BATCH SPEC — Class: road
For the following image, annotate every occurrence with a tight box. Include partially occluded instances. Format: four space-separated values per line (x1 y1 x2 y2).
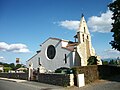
0 79 64 90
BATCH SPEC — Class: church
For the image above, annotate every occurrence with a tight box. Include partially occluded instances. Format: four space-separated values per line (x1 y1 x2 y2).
26 15 102 72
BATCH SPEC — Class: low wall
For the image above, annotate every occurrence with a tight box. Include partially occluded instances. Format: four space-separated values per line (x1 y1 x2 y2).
72 65 120 85
0 73 28 80
38 73 74 86
72 65 99 84
98 65 120 79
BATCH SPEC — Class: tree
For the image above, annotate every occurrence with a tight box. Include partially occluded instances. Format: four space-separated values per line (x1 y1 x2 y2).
9 63 16 70
109 59 118 65
108 0 120 51
15 64 22 69
87 56 98 65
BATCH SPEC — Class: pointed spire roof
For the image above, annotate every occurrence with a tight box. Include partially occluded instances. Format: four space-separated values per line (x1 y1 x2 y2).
81 13 84 17
78 14 90 35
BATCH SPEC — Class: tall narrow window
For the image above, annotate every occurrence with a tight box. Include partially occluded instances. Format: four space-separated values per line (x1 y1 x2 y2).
82 34 84 42
87 35 89 39
84 27 86 33
38 57 41 65
64 54 67 64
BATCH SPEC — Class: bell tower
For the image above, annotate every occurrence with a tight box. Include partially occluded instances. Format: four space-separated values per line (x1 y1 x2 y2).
77 14 91 43
76 14 95 66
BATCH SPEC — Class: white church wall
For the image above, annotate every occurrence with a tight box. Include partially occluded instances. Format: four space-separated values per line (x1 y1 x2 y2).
27 38 74 72
26 53 40 70
39 38 74 71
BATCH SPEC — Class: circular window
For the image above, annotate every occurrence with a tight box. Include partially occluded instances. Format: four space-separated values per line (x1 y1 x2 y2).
47 45 56 59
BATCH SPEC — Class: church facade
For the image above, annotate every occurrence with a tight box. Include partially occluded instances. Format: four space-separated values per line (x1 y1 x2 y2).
26 15 102 72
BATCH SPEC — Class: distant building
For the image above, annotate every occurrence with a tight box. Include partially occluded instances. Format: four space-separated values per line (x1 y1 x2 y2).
16 58 20 64
0 65 3 72
26 15 102 72
17 67 27 73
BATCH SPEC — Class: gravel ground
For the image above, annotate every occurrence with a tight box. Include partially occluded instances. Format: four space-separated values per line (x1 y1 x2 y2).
65 75 120 90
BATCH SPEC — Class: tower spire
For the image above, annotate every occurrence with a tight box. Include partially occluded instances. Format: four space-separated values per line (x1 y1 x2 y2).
78 14 90 34
81 13 84 17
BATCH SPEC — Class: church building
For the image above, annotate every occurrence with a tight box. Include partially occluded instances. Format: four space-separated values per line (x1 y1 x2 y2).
26 15 102 72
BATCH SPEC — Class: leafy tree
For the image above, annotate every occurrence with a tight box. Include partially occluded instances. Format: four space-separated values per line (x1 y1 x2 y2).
87 56 98 65
108 0 120 51
3 63 9 67
15 64 22 69
109 59 118 65
9 63 16 70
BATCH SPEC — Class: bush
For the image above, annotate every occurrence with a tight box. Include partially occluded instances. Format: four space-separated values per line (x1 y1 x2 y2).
55 67 73 74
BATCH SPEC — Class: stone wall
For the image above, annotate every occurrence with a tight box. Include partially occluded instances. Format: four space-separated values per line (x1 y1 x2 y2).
72 65 99 84
72 65 120 85
98 65 120 79
0 73 28 80
38 73 74 86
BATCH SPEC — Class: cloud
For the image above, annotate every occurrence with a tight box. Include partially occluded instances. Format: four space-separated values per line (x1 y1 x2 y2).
100 49 120 59
112 0 116 2
0 42 30 53
0 56 5 62
87 10 113 33
58 20 80 30
58 10 113 33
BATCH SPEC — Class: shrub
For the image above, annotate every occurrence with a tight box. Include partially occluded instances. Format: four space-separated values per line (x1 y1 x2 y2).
55 67 73 74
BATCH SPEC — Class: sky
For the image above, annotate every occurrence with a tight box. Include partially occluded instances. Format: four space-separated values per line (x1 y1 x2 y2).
0 0 120 64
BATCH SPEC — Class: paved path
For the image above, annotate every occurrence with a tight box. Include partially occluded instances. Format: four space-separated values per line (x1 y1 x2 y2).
0 78 64 90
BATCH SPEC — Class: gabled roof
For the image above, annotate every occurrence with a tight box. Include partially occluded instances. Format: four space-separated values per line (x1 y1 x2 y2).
41 37 69 45
27 53 38 62
67 42 78 46
62 47 74 51
41 37 62 45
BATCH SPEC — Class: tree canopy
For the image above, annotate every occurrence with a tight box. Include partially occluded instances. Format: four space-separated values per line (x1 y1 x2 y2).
108 0 120 51
0 62 26 70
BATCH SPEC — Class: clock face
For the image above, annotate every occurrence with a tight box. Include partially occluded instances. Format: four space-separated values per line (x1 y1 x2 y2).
47 45 56 59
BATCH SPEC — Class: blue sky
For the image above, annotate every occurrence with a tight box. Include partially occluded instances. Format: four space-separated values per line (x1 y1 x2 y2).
0 0 119 64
